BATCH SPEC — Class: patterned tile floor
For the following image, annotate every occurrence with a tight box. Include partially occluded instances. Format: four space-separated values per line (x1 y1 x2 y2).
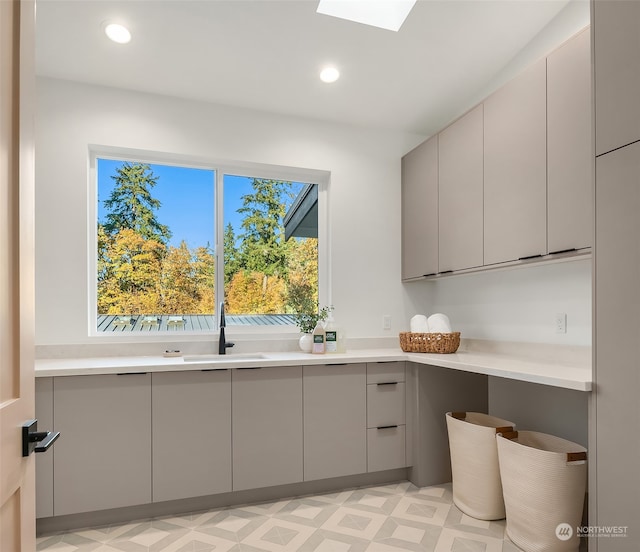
37 481 525 552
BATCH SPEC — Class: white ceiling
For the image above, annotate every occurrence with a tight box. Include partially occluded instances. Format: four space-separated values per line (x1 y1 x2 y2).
35 0 589 136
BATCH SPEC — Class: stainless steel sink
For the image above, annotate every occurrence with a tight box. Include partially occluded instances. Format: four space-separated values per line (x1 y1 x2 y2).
182 353 267 363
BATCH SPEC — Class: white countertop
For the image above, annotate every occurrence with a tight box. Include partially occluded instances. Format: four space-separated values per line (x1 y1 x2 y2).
35 346 592 391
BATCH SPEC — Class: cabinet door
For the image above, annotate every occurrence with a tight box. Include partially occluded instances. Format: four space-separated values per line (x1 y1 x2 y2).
53 374 151 515
232 366 303 491
438 105 484 271
484 58 547 265
401 136 438 279
548 28 592 253
594 0 640 155
35 378 54 519
595 142 640 542
152 370 231 502
303 364 366 481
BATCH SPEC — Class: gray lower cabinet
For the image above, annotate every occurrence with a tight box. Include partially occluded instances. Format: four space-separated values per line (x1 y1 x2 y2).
232 366 303 491
303 364 367 481
35 378 54 519
53 374 152 516
547 28 592 254
483 57 547 265
401 135 438 279
152 370 232 502
37 362 410 519
438 104 484 272
366 363 407 472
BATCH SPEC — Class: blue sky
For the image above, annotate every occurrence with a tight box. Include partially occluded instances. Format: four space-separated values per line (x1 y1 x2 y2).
97 159 303 250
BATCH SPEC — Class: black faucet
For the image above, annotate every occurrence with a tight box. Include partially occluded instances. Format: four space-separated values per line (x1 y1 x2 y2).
218 302 235 355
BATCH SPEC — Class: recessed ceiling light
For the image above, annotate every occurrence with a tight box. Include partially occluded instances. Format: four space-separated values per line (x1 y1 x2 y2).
320 66 340 83
317 0 416 32
104 23 131 44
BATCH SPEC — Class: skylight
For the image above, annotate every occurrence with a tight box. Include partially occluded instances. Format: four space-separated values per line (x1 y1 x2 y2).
316 0 416 32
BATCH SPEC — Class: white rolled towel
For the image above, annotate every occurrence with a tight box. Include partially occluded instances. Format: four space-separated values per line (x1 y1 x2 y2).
410 314 429 333
427 313 452 333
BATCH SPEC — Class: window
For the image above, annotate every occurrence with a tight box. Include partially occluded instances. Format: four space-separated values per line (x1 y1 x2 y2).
92 152 323 334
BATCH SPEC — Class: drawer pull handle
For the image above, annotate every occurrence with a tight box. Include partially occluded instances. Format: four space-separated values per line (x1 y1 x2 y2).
237 367 262 370
377 382 398 386
549 248 577 255
518 254 543 261
201 368 229 372
117 372 148 376
377 425 399 430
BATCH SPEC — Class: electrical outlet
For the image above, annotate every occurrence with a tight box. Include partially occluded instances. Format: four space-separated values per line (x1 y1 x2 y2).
383 315 392 330
555 313 567 334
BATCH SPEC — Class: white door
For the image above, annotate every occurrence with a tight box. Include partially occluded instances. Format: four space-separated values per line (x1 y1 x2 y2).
0 0 37 550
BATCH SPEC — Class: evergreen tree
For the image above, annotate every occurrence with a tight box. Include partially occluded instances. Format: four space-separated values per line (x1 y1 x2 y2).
223 223 240 285
102 162 172 244
236 179 290 276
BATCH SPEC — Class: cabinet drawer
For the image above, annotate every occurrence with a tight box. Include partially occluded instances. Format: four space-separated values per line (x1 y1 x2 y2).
366 362 405 384
367 382 405 428
367 426 406 472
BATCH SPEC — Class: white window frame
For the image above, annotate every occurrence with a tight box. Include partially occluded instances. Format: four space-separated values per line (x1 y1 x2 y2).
88 146 330 338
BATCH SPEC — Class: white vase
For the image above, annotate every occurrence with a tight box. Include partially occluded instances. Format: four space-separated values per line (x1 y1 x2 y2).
299 333 313 353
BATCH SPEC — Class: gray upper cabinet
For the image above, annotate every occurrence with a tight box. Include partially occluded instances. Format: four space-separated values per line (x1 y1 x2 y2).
303 364 367 481
53 374 152 516
401 136 438 279
438 105 484 271
484 58 547 265
152 370 232 502
547 28 592 253
594 0 640 155
232 366 303 491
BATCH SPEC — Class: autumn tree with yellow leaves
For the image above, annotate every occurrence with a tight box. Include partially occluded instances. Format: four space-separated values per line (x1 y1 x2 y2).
97 164 317 319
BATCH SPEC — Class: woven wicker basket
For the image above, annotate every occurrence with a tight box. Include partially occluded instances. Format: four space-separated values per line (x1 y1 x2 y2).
399 332 460 353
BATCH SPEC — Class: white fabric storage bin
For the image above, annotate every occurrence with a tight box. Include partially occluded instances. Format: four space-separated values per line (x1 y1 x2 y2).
497 431 587 552
445 411 515 520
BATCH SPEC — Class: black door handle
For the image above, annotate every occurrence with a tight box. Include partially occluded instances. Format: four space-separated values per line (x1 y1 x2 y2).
22 419 60 457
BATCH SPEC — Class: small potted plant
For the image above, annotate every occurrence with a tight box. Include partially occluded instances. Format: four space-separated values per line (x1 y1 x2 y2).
294 306 332 352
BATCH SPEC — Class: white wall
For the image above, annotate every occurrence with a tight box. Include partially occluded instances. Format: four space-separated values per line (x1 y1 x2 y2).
427 258 592 346
35 77 591 351
35 77 425 347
